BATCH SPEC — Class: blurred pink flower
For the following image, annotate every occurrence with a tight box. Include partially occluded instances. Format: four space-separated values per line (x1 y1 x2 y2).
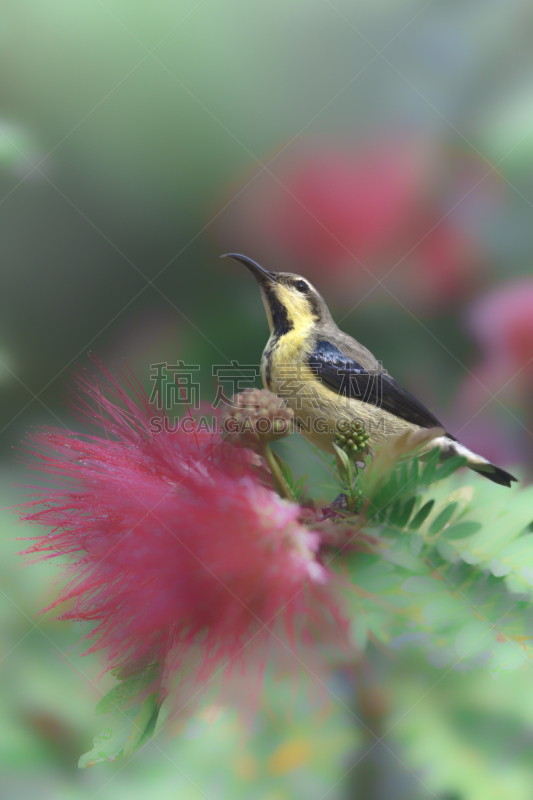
408 215 480 305
461 278 533 409
217 138 488 311
469 278 533 375
18 366 347 718
265 145 422 268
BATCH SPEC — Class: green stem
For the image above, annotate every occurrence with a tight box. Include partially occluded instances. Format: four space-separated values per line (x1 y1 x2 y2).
261 443 294 501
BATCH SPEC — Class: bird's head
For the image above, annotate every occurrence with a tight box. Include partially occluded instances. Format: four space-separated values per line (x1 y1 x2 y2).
223 253 333 336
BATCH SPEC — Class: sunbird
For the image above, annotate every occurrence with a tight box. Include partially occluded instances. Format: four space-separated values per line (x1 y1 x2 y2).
224 253 517 487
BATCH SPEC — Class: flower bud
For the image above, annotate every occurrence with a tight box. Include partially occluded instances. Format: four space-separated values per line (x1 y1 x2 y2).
334 419 370 456
221 388 294 450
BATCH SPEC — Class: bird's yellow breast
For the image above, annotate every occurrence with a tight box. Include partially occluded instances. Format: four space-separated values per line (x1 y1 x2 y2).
261 325 415 455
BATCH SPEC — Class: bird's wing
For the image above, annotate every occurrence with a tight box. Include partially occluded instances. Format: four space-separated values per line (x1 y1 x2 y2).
308 339 444 430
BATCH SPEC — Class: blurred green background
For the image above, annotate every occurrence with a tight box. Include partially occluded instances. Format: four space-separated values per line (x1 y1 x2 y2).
3 1 533 798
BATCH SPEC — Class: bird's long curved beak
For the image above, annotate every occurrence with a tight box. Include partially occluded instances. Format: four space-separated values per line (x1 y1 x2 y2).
221 253 278 283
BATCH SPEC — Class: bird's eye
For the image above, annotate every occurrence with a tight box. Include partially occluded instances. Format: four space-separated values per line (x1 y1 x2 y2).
295 280 309 293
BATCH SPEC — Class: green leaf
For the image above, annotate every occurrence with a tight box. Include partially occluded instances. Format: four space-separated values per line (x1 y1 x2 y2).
409 532 424 556
332 442 352 483
489 558 511 578
96 664 158 716
272 451 295 489
276 455 295 491
460 549 483 565
444 521 482 540
500 534 533 564
422 595 465 625
408 458 419 495
123 692 159 756
429 502 458 535
293 474 307 500
396 461 412 497
397 496 417 528
387 499 402 527
386 471 399 500
371 482 396 517
153 694 173 738
80 692 161 767
455 620 495 658
408 500 435 530
433 456 467 482
79 663 162 768
489 641 529 677
79 704 142 768
520 566 533 585
468 488 533 560
389 496 417 529
437 540 456 561
402 576 442 594
382 543 426 572
350 560 399 592
419 448 441 486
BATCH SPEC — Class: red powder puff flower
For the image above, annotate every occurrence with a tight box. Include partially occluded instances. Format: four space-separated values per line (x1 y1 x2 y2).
18 366 347 721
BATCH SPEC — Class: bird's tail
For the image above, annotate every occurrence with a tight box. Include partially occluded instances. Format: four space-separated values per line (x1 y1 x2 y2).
468 462 518 487
434 437 518 488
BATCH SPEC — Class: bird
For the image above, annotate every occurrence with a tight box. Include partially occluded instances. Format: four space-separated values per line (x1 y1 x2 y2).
223 253 517 487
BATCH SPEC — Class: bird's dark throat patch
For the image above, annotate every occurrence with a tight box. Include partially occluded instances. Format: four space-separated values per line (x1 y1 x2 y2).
263 284 293 337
